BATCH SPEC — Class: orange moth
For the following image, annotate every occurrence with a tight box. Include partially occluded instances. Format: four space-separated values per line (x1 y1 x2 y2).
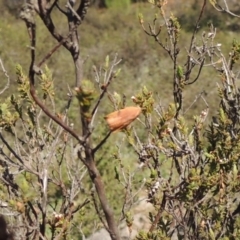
105 106 141 132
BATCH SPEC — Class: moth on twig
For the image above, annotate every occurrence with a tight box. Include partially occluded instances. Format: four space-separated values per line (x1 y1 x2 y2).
105 106 141 132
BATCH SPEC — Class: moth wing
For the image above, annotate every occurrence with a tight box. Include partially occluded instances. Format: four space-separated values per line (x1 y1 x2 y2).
105 107 142 132
105 110 125 131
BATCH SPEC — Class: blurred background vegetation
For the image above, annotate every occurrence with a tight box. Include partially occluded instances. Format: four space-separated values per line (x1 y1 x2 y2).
1 0 240 124
1 0 240 238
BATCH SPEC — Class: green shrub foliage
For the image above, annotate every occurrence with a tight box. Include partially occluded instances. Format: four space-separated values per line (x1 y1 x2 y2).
1 1 240 240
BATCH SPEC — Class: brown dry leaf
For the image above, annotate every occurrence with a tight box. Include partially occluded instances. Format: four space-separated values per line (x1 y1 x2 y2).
105 106 141 132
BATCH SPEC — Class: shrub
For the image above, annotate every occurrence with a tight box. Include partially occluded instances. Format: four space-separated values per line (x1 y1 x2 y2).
1 0 240 239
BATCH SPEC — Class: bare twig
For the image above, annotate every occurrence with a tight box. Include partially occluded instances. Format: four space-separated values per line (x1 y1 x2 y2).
149 192 166 232
91 55 122 119
186 0 207 80
211 0 240 18
91 190 110 232
20 1 121 239
0 133 24 165
93 131 112 154
0 58 10 95
186 58 205 85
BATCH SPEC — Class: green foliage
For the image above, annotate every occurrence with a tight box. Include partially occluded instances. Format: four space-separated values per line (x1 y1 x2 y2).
2 1 240 239
0 2 237 125
0 100 19 129
39 65 55 99
231 39 240 66
75 79 96 119
169 14 181 42
105 0 131 9
0 64 34 130
133 86 154 115
0 66 95 238
132 1 240 239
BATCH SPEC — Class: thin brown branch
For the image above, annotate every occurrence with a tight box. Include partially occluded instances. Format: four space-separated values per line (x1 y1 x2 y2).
47 0 58 14
35 5 71 50
186 58 205 85
149 192 167 232
38 40 64 67
56 3 67 15
21 2 121 239
27 201 38 223
0 133 24 165
140 19 171 60
87 160 120 240
90 55 122 130
91 190 110 232
30 86 84 144
21 3 84 145
93 131 112 154
91 73 114 117
72 198 90 214
76 0 91 23
186 0 207 80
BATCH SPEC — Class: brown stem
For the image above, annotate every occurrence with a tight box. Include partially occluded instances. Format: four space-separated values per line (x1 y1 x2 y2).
24 2 120 239
29 85 84 144
149 192 166 232
186 0 207 80
85 151 121 240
